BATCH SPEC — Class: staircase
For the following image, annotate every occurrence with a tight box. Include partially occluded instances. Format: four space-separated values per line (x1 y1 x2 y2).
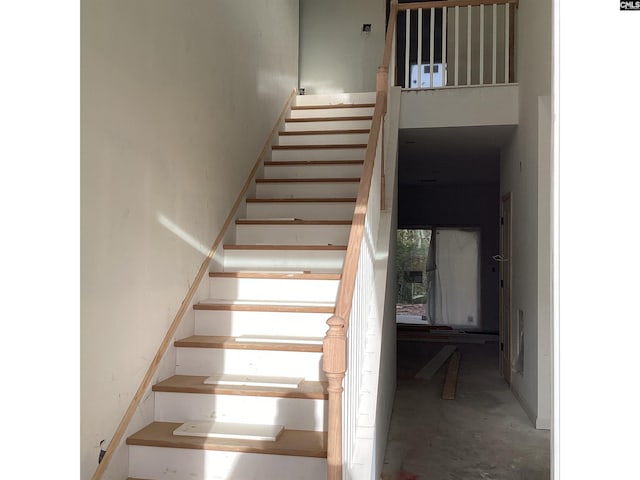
125 92 376 479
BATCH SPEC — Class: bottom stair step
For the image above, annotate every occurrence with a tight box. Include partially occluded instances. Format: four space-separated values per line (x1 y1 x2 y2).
127 422 327 457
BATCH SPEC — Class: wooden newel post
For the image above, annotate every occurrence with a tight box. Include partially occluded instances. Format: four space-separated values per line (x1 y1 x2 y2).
323 314 347 480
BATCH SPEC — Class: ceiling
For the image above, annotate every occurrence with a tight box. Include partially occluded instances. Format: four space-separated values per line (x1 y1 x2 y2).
398 125 516 186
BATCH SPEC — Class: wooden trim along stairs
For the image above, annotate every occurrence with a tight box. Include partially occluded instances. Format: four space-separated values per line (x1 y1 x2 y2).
174 335 324 352
285 115 372 123
272 144 367 150
290 103 375 110
110 91 376 479
152 375 329 400
256 177 360 183
127 423 328 458
246 197 356 203
279 129 370 136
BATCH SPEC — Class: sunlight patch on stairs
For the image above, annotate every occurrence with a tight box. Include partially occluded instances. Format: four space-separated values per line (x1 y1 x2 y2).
236 335 324 346
203 374 304 389
173 421 284 441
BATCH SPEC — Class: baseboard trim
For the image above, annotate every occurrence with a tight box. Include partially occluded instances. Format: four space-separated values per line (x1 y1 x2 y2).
536 417 551 430
510 384 536 427
510 385 551 430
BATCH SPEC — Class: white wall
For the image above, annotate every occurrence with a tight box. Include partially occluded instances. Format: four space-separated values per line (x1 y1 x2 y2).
80 1 298 478
400 84 519 129
299 0 385 94
499 0 552 429
374 86 401 478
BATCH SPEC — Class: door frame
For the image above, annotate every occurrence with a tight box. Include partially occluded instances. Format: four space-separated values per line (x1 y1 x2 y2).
499 192 513 384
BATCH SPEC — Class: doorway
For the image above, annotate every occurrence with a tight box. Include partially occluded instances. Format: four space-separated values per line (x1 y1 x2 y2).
396 227 481 328
498 192 512 383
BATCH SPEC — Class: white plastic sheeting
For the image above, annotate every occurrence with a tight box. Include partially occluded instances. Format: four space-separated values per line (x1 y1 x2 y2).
434 228 481 327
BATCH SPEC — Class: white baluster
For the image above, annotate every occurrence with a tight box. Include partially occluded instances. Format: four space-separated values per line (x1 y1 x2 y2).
480 4 484 85
505 3 510 83
417 8 423 88
454 6 459 86
442 7 447 86
492 3 497 84
405 9 410 88
467 6 472 85
430 8 435 88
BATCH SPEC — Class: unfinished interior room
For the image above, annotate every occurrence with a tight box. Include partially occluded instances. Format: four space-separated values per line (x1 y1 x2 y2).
81 0 552 478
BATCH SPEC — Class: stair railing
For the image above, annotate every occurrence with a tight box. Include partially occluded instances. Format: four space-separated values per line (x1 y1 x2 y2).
322 3 398 479
395 0 518 89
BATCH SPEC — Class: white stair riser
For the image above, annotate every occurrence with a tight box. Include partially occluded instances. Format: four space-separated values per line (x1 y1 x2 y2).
294 92 376 106
176 348 326 381
284 119 372 132
255 182 359 199
271 147 366 162
278 133 370 146
235 224 350 245
246 202 355 220
289 107 374 118
209 277 339 303
155 392 327 431
195 310 330 337
223 249 345 273
264 163 362 179
129 446 327 480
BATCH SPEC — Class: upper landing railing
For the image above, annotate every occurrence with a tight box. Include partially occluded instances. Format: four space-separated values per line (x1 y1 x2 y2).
394 0 518 89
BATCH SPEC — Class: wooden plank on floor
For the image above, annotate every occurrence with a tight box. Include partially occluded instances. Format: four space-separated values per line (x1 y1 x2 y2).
414 345 457 380
442 351 461 400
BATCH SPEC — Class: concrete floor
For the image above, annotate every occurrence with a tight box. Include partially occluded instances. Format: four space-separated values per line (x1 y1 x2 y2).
382 337 550 480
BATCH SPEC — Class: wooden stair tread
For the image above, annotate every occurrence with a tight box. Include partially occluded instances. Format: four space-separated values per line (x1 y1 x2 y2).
279 129 370 135
272 144 366 150
285 115 372 122
264 160 364 166
223 244 347 250
194 300 334 313
246 197 356 203
209 271 341 280
153 375 328 399
174 335 324 352
291 103 374 110
127 422 328 458
236 219 351 225
256 177 360 183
